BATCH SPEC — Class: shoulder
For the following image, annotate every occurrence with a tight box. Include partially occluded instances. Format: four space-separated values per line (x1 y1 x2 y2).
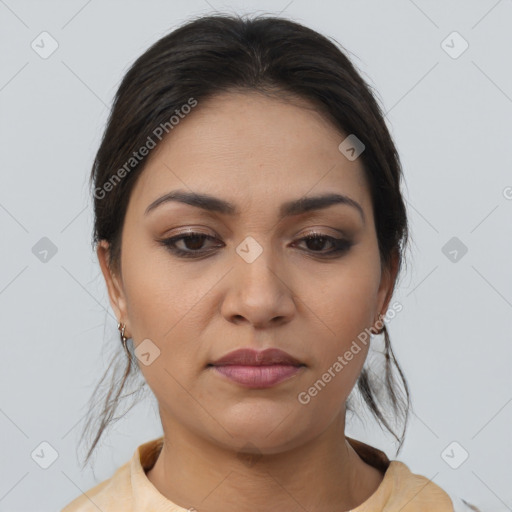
386 460 482 512
61 438 164 512
61 461 132 512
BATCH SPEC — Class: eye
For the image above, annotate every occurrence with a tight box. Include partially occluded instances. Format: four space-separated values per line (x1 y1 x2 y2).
294 233 353 257
158 232 222 258
157 231 353 259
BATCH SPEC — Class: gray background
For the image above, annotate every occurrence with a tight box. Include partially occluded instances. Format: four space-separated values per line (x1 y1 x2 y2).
1 0 511 510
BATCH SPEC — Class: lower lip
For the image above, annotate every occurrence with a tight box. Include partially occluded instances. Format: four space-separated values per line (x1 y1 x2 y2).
210 364 304 388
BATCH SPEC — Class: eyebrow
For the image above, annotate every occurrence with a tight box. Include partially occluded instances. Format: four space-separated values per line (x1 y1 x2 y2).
144 189 365 224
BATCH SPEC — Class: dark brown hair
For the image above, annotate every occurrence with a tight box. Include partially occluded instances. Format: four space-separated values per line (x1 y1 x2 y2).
80 12 411 469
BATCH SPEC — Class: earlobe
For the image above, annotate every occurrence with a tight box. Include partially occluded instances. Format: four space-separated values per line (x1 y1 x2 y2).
96 240 128 323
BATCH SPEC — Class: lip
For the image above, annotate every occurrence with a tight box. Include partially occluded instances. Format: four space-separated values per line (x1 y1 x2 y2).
210 348 304 366
211 365 304 388
208 348 306 389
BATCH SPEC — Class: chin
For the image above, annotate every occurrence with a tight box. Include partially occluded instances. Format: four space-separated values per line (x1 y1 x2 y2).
210 417 310 455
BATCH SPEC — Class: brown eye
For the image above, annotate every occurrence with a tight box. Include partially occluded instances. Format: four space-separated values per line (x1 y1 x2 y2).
295 234 353 257
159 233 222 258
158 232 352 260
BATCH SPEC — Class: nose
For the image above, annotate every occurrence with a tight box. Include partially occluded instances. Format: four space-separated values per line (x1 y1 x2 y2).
220 246 296 329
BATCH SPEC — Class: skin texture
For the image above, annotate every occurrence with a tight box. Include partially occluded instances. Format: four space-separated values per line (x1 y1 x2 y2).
97 90 399 512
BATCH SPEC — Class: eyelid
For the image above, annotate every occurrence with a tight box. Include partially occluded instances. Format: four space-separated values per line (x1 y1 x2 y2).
162 226 217 237
297 226 350 238
158 222 354 243
161 220 351 235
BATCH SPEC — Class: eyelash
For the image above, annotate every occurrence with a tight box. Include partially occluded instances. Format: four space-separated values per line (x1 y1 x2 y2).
158 232 353 259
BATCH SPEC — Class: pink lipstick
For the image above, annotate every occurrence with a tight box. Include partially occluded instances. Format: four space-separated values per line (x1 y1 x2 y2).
209 348 305 389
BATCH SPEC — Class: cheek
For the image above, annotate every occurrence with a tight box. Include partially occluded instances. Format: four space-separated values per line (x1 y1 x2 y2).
307 255 380 344
120 237 216 385
121 233 198 338
122 250 204 413
300 249 380 394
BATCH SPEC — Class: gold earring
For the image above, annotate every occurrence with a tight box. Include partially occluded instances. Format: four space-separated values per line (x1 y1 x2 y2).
117 322 128 349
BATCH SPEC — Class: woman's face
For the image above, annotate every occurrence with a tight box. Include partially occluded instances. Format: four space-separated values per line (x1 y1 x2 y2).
98 91 397 454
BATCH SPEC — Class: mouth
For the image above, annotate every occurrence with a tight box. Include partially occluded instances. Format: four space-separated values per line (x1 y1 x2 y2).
207 348 306 389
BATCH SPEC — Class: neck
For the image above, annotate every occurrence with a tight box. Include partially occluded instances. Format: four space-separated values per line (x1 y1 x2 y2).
146 414 384 512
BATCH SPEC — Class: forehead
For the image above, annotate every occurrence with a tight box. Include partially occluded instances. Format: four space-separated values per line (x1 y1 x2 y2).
128 91 371 218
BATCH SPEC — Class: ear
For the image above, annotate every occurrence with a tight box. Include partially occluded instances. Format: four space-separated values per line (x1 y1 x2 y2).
375 248 400 319
96 240 128 326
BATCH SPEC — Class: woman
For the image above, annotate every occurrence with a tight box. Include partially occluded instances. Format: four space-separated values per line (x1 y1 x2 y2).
62 13 481 512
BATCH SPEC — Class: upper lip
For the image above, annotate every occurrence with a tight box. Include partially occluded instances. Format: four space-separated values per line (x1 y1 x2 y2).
210 348 304 367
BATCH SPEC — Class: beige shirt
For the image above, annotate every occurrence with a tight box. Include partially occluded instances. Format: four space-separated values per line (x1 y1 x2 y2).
62 436 481 511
